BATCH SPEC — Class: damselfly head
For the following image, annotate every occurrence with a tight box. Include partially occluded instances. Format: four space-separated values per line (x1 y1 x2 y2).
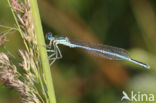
46 32 54 40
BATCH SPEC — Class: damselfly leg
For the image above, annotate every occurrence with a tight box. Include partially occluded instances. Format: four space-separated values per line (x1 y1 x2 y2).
47 42 63 66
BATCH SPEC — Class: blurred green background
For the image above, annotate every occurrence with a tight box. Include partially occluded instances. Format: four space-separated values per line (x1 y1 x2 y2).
0 0 156 103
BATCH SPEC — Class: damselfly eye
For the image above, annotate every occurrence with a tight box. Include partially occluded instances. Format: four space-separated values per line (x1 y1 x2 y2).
46 32 53 40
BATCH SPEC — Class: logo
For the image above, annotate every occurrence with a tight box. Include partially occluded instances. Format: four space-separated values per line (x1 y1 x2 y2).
121 91 155 102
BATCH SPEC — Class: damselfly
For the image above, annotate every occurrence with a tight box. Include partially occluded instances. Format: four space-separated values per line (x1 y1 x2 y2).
46 32 150 69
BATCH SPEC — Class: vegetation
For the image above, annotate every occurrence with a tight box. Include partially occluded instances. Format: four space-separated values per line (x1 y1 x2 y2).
0 0 155 103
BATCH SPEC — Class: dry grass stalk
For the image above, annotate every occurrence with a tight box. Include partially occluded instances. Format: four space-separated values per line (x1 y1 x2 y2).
0 0 48 102
0 53 41 103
